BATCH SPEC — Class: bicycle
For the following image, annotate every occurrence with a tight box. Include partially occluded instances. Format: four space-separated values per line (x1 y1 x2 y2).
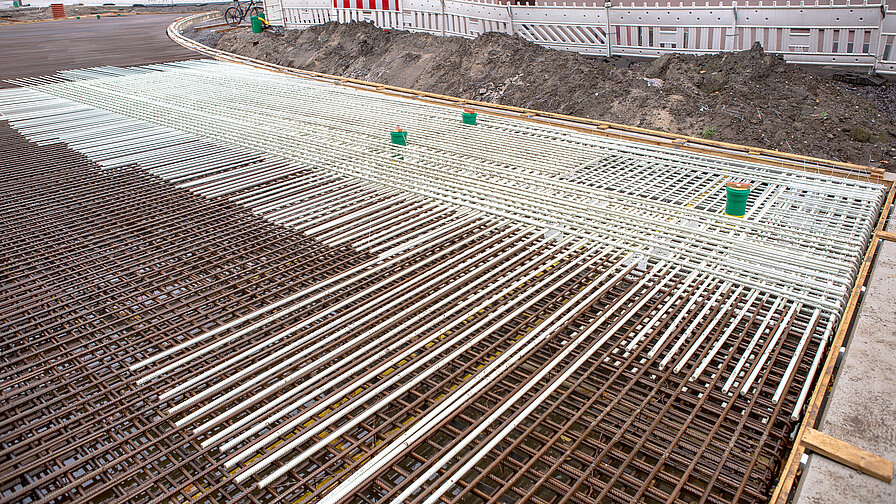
224 0 264 26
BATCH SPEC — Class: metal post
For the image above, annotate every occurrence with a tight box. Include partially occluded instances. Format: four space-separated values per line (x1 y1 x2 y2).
507 3 514 36
730 2 738 51
604 1 613 57
871 5 886 75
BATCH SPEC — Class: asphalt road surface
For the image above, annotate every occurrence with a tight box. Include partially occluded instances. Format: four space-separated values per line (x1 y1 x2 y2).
0 14 198 87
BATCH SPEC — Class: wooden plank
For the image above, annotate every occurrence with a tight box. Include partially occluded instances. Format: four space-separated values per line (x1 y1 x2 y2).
771 184 896 504
802 428 894 483
876 230 896 242
213 26 245 34
194 22 230 30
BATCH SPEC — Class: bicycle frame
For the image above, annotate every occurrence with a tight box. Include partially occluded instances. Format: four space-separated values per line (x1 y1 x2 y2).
224 0 264 26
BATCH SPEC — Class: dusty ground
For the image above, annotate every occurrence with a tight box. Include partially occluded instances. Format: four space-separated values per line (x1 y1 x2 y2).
196 21 895 168
0 2 227 21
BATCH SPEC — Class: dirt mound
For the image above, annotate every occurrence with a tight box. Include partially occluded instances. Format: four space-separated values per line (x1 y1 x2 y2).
211 21 895 168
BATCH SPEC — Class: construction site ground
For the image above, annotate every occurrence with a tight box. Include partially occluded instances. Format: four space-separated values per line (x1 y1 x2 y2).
186 20 896 170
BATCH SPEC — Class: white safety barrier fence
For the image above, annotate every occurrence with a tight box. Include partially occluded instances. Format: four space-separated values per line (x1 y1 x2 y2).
265 0 896 74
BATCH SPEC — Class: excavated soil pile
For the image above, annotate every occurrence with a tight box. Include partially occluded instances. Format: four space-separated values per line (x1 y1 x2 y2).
209 21 896 167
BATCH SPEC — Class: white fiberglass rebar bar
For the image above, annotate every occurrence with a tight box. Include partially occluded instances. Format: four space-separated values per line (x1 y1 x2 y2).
773 309 822 404
790 318 835 420
673 285 746 375
740 302 804 396
149 214 494 386
721 297 786 394
689 290 764 382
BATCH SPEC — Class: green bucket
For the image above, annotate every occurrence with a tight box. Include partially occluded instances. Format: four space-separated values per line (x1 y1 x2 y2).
462 111 477 125
725 182 751 217
390 130 407 146
250 15 264 33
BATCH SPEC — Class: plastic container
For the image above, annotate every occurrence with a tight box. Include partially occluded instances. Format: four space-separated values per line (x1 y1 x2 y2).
462 108 477 125
725 181 751 217
390 129 407 146
250 15 264 33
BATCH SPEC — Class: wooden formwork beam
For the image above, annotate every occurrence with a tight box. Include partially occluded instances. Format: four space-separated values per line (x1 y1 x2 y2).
801 428 894 483
876 230 896 242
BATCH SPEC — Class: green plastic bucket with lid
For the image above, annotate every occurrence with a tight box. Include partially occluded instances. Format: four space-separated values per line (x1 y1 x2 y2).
462 109 477 125
724 182 751 217
390 129 407 146
250 15 264 33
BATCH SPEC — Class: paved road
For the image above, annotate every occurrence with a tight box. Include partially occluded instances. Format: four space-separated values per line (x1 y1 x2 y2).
0 14 197 86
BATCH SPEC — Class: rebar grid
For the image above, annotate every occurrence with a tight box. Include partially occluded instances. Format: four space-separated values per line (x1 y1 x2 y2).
0 60 886 504
3 62 884 310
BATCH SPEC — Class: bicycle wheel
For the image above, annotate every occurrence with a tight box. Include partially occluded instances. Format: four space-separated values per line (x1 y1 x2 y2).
224 7 242 26
248 5 264 18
